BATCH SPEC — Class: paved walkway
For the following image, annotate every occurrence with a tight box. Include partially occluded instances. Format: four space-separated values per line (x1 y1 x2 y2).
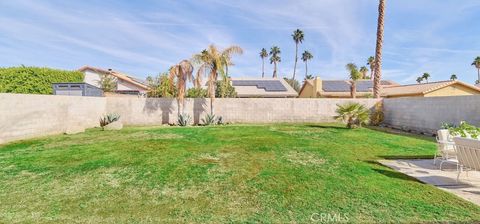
380 159 480 206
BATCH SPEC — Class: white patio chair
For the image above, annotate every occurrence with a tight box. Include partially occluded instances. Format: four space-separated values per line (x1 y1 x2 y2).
452 137 480 182
434 130 457 170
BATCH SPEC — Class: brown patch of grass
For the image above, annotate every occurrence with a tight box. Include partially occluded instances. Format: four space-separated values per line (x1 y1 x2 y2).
285 151 326 166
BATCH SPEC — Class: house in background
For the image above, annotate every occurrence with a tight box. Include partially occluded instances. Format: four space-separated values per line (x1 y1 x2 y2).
230 78 298 98
78 66 149 95
382 80 480 98
299 77 398 98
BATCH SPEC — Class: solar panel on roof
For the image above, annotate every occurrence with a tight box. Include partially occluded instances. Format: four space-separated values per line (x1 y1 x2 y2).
231 80 287 92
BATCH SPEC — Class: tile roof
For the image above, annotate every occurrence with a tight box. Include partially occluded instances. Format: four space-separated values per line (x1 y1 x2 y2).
382 80 480 96
78 65 149 90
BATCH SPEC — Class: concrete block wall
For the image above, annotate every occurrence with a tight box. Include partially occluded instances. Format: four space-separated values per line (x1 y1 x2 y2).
0 93 106 144
0 94 380 144
383 96 480 135
106 98 381 125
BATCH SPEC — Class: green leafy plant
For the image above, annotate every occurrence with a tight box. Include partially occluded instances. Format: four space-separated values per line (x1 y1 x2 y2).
215 78 237 98
97 74 118 92
370 101 384 126
334 102 370 129
448 121 480 139
178 113 191 126
440 122 456 129
99 113 121 129
187 87 207 98
201 114 217 126
0 66 84 94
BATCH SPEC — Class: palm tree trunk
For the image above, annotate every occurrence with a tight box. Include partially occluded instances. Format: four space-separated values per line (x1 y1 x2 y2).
477 68 480 83
305 61 308 77
350 81 356 99
373 0 385 98
293 43 298 80
262 59 265 78
273 62 277 78
370 66 374 80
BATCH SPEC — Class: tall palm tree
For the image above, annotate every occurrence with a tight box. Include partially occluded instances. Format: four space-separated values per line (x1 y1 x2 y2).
367 56 375 80
373 0 386 98
359 66 369 79
260 48 268 78
416 77 423 84
192 44 243 115
472 56 480 83
301 50 313 77
422 73 430 83
269 46 281 78
169 60 193 116
450 74 458 81
346 63 362 98
193 49 209 88
292 29 304 80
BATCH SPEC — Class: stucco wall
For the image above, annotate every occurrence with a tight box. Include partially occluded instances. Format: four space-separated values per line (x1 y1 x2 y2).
0 93 106 144
383 95 480 135
0 94 380 144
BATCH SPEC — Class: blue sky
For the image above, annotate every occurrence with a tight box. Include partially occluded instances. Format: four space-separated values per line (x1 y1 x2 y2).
1 0 480 84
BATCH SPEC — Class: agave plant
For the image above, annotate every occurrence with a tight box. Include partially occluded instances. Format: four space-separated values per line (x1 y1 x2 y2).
334 102 370 129
202 114 217 126
178 113 191 126
99 113 121 129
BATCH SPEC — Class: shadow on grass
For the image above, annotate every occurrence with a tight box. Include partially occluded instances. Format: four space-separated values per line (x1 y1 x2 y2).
305 124 349 130
365 160 424 183
379 155 434 160
367 126 435 142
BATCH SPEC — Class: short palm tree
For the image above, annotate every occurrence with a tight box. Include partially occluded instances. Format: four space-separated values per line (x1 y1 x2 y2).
260 48 268 78
192 44 243 114
422 73 430 83
292 29 304 80
169 60 194 116
359 66 369 79
472 56 480 83
301 50 313 77
269 46 281 78
346 63 362 98
373 0 386 98
335 102 370 129
450 74 458 81
416 77 423 84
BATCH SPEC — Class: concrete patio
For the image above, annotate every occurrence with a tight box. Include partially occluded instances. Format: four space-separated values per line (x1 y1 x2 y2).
380 159 480 206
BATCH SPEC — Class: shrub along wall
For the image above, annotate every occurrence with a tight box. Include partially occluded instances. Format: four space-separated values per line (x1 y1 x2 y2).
0 66 84 94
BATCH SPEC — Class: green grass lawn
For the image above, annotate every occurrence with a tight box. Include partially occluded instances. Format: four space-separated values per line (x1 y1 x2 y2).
1 123 479 223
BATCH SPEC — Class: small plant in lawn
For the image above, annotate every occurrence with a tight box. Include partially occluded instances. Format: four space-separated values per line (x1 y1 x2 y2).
334 102 370 129
99 113 121 129
178 113 191 126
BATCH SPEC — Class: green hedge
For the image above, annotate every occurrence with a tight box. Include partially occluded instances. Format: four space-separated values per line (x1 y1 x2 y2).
0 66 84 94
